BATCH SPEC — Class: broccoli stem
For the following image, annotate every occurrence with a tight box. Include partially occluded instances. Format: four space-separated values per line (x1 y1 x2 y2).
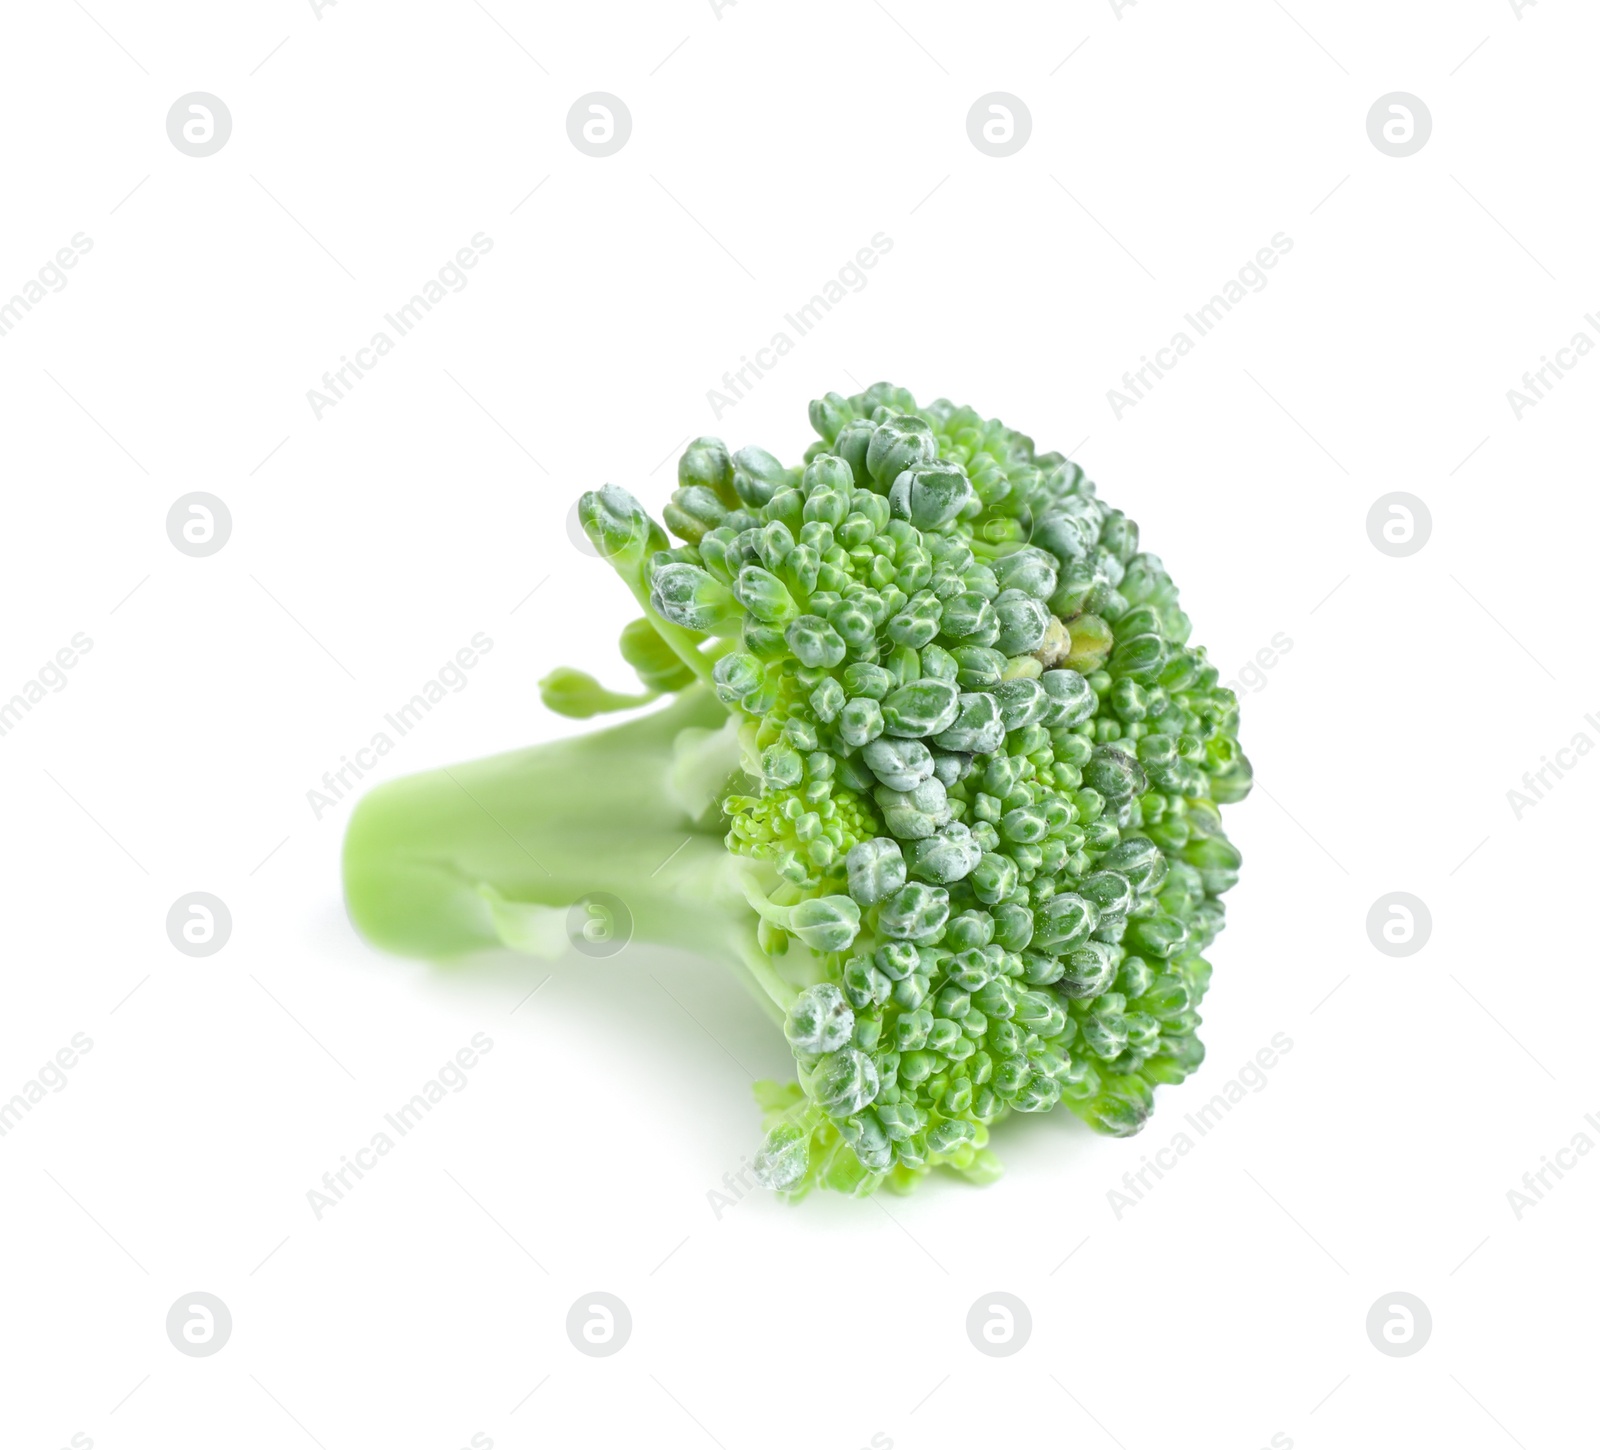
341 687 800 1019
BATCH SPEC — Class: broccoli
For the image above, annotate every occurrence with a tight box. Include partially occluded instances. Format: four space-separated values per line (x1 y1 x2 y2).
342 382 1251 1198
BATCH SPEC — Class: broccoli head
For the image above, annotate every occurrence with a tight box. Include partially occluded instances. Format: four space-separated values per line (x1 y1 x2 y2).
342 382 1251 1198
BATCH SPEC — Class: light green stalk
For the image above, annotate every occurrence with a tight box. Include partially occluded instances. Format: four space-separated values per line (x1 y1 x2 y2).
341 687 803 1020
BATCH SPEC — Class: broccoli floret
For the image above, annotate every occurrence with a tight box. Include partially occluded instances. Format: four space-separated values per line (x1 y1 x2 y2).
341 383 1251 1199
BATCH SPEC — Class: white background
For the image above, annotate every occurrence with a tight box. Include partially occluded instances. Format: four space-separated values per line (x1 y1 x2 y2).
2 1 1595 1447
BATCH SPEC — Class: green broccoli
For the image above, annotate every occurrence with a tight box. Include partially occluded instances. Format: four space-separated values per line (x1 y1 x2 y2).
342 382 1251 1198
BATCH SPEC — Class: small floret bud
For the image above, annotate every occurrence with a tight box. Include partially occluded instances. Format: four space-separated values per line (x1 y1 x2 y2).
861 737 934 792
785 983 854 1054
678 436 736 503
731 445 787 508
881 677 961 738
846 837 907 906
866 415 937 487
813 1048 880 1117
649 562 739 634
